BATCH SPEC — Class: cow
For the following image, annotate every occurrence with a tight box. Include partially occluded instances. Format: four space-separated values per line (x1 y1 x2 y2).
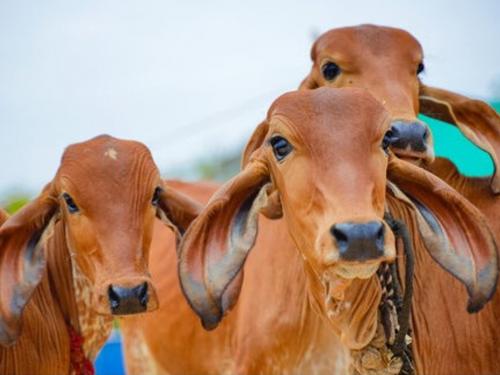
293 24 500 374
0 135 201 375
121 88 497 374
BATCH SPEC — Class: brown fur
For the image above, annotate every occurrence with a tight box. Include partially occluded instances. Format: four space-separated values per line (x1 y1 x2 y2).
121 89 497 374
297 24 500 374
0 135 201 375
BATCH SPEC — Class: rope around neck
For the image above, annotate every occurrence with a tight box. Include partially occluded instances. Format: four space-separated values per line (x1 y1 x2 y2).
381 212 415 374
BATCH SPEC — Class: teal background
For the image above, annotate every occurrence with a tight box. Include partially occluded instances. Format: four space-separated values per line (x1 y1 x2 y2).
419 102 499 177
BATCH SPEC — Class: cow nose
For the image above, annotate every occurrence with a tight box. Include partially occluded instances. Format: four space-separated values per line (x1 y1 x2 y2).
330 221 385 261
388 120 429 152
108 282 149 315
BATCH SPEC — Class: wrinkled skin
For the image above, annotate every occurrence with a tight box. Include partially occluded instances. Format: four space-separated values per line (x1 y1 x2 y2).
0 135 200 375
123 88 395 374
298 24 500 374
121 88 497 375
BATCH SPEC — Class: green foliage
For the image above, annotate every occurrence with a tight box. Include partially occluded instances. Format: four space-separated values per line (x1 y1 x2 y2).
3 195 30 214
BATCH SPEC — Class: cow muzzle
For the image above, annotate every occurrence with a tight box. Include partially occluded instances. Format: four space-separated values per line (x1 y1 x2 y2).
94 277 159 315
326 220 395 279
387 119 434 164
108 282 149 315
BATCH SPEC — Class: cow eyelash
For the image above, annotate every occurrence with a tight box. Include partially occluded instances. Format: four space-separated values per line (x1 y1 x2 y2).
270 136 293 161
152 187 162 206
417 62 425 75
62 193 79 214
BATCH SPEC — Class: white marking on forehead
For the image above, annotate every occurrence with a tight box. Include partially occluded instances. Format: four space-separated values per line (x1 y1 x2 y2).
104 148 118 160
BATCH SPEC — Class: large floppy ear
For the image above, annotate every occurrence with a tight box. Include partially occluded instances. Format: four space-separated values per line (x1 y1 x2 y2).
155 183 203 244
387 157 498 312
178 158 274 330
0 183 59 346
419 84 500 193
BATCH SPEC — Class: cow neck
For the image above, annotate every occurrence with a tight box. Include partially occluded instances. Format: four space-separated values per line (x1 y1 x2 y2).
302 220 415 374
65 235 114 361
385 193 432 374
48 219 113 362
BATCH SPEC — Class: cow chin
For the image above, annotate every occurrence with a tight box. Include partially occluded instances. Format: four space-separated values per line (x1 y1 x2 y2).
393 147 434 166
333 261 381 280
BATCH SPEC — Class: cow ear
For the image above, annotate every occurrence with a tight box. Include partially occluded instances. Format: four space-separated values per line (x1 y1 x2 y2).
298 72 319 90
178 160 273 330
419 84 500 193
241 120 269 168
0 183 59 346
387 157 498 313
0 209 8 225
155 184 203 243
240 121 283 219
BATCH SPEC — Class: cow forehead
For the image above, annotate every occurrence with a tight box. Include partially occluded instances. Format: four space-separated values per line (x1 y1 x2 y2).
55 135 159 196
315 24 422 61
268 88 389 146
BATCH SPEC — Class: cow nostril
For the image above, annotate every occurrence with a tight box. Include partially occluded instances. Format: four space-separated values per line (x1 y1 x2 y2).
108 286 120 311
422 127 429 140
136 282 148 307
375 222 385 251
388 126 400 139
331 226 349 251
375 223 385 240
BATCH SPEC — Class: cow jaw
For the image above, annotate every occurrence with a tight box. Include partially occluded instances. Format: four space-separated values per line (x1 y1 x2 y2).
334 261 381 280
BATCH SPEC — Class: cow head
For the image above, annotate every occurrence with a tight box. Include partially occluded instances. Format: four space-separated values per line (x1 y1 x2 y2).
299 24 500 193
0 135 200 345
178 88 392 332
178 88 497 350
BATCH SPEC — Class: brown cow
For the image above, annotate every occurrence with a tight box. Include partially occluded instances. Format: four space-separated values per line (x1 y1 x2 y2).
298 24 500 194
295 24 500 374
121 88 497 374
0 135 201 375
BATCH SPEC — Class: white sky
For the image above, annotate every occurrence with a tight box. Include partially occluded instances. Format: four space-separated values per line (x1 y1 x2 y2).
1 0 499 196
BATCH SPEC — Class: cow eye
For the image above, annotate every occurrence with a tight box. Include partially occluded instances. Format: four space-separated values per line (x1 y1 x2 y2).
322 62 341 81
417 62 425 75
62 193 79 214
381 130 393 155
270 136 293 161
152 187 162 206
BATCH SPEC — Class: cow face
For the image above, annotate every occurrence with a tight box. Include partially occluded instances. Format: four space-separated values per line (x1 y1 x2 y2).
261 89 396 279
54 136 165 315
300 25 500 194
0 135 200 345
178 88 396 331
302 25 431 163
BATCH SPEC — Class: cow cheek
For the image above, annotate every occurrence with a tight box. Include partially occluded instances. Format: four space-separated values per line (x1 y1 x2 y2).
65 220 99 283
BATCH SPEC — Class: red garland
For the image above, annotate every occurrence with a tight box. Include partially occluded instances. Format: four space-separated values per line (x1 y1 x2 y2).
67 324 95 375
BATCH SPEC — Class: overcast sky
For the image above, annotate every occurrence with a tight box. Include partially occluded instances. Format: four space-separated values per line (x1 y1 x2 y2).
1 0 499 196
